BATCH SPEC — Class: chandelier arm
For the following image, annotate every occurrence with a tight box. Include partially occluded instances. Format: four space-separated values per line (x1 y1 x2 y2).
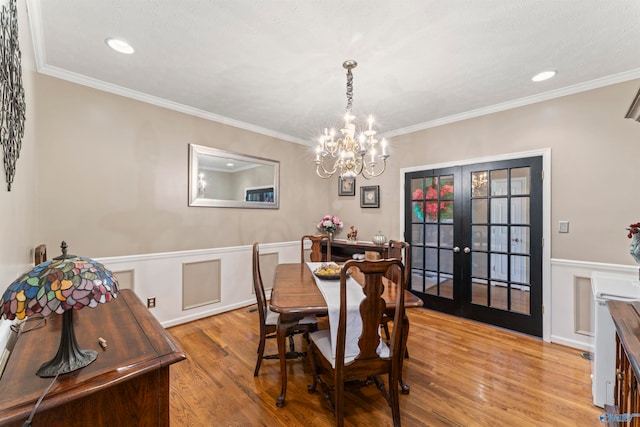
315 157 339 178
361 158 387 179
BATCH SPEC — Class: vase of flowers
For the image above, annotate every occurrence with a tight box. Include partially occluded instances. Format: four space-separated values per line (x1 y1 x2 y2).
628 222 640 264
317 215 343 240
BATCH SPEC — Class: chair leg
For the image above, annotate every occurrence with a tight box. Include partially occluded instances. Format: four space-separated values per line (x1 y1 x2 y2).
288 334 295 353
307 343 319 394
382 322 391 341
389 372 401 427
254 333 266 377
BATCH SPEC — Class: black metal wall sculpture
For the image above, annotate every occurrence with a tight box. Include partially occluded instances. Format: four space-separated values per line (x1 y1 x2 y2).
0 0 26 191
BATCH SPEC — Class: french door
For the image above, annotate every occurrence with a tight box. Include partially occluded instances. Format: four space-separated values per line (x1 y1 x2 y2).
405 156 543 337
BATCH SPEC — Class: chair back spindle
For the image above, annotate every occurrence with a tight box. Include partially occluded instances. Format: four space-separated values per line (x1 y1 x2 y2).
301 235 332 262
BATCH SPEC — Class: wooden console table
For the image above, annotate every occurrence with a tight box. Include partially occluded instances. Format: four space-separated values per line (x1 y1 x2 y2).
322 239 389 262
609 300 640 424
0 289 185 427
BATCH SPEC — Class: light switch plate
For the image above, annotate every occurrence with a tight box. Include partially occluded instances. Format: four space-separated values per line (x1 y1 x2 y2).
559 221 569 233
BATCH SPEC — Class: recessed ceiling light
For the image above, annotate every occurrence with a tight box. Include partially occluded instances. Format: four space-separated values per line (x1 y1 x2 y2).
532 70 556 82
105 38 135 54
226 162 234 167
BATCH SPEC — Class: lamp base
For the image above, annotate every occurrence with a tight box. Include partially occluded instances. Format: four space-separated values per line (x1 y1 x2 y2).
36 310 98 378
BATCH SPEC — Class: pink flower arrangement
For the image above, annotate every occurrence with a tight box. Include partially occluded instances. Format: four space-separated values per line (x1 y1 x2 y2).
317 215 343 234
412 183 454 222
627 222 640 238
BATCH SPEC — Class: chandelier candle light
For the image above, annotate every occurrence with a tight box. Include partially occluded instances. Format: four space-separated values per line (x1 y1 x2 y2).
314 60 389 179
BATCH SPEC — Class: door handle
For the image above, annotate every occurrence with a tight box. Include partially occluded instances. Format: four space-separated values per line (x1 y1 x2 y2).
464 247 471 254
453 247 460 253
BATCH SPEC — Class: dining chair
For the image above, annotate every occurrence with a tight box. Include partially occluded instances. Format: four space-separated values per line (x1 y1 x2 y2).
301 234 332 262
381 240 411 358
252 242 317 377
307 258 406 427
34 244 47 265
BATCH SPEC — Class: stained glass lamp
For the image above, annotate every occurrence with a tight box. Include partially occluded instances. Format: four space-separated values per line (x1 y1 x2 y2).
0 241 119 377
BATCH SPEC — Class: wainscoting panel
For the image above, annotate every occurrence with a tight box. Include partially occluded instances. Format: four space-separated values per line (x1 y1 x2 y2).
96 241 299 328
182 259 221 310
113 269 134 290
574 275 594 337
551 259 638 352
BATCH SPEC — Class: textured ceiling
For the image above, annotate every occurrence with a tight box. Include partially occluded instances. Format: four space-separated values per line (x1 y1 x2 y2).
25 0 640 145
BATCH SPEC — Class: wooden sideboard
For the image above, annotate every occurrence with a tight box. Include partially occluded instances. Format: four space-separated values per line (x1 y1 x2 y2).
322 239 389 262
0 289 185 427
609 300 640 424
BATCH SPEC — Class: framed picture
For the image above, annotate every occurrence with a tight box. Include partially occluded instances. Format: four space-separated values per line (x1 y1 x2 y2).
338 177 356 196
360 185 380 208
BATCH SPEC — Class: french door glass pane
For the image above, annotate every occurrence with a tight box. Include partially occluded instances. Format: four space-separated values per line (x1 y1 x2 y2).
492 226 509 251
510 167 530 195
490 199 508 223
471 171 488 197
511 285 531 314
412 246 423 270
510 255 530 284
472 225 488 250
425 247 437 271
440 249 453 274
510 226 530 254
472 279 487 305
490 169 508 195
511 197 530 224
440 225 454 247
472 199 487 223
412 224 424 244
490 254 508 280
490 284 509 310
472 252 487 278
425 224 438 245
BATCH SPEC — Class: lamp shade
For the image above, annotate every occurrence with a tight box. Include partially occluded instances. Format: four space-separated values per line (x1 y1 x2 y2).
1 242 119 377
1 256 118 320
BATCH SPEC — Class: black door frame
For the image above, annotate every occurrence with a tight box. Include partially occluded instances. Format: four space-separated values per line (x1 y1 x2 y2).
401 151 549 338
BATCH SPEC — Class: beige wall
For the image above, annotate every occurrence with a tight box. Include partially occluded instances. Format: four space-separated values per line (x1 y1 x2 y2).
0 0 36 284
32 73 331 258
330 79 640 266
13 70 640 268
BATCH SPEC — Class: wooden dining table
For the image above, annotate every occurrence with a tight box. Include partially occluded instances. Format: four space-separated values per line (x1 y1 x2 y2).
269 262 423 407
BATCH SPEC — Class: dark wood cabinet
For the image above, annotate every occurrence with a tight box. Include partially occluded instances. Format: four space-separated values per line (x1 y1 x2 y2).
609 300 640 425
323 239 389 262
0 289 185 427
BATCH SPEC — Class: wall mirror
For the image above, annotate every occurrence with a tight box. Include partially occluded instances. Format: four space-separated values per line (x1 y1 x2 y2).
188 144 279 209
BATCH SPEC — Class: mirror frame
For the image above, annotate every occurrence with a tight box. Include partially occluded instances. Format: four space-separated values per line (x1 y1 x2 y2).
188 144 280 209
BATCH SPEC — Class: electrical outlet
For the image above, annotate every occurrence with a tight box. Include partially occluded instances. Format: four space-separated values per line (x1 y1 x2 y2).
147 297 156 308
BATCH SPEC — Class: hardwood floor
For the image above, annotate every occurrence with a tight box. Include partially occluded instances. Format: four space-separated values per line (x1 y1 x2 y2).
167 305 601 426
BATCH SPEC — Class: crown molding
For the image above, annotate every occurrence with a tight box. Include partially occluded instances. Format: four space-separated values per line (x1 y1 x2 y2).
385 68 640 138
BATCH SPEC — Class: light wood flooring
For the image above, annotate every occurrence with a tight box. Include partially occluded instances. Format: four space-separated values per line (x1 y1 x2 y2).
167 305 601 426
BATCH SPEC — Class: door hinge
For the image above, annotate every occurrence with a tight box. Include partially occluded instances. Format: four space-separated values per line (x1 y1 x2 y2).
541 170 544 180
542 237 544 247
542 305 544 314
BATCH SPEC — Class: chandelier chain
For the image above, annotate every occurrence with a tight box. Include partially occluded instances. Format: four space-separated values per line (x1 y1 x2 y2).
345 68 353 112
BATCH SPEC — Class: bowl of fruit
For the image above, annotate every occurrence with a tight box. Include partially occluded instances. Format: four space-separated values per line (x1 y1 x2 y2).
313 262 349 280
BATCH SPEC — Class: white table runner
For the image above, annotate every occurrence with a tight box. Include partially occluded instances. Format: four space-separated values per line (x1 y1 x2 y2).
307 262 364 358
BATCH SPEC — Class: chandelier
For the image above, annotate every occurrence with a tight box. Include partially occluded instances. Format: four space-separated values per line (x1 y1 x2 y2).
314 60 389 179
